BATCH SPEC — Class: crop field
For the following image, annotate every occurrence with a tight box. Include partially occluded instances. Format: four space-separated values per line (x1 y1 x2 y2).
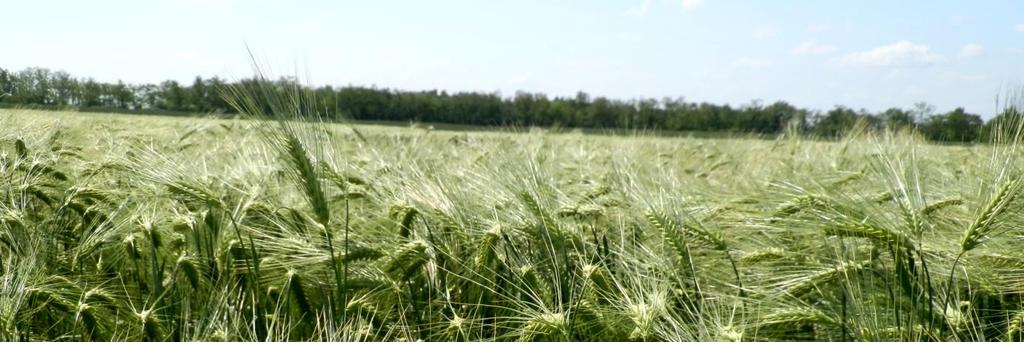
4 107 1024 341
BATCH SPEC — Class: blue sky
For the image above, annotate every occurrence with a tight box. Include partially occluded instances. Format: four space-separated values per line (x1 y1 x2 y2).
4 0 1024 116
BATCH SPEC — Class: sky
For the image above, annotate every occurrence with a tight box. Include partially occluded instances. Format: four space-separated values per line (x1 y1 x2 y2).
4 0 1024 117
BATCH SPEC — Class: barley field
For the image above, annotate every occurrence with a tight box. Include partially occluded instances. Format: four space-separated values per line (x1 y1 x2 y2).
3 106 1024 341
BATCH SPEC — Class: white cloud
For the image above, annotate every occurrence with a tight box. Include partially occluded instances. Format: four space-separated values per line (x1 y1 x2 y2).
508 72 534 85
732 58 773 68
682 0 704 10
286 19 324 34
626 0 652 16
614 32 642 42
837 41 943 67
941 71 985 82
1016 24 1024 32
173 0 235 11
753 27 777 40
791 41 838 56
807 24 831 33
959 43 983 58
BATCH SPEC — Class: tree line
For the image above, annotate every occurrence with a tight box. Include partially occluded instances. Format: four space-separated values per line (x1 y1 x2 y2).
1 66 1017 142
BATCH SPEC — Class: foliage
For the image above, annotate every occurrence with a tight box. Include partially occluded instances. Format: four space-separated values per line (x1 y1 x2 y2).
0 66 1006 143
1 81 1024 340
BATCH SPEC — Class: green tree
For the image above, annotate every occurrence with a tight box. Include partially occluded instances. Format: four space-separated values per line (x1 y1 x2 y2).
112 80 135 109
981 107 1023 141
812 106 873 138
189 76 209 112
159 80 186 111
919 107 983 142
205 77 229 112
0 68 14 102
880 107 915 131
587 97 619 128
760 101 802 133
14 68 52 104
911 101 935 123
80 78 103 107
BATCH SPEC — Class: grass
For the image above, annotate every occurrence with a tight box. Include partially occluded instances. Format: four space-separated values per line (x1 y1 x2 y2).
1 103 1024 341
